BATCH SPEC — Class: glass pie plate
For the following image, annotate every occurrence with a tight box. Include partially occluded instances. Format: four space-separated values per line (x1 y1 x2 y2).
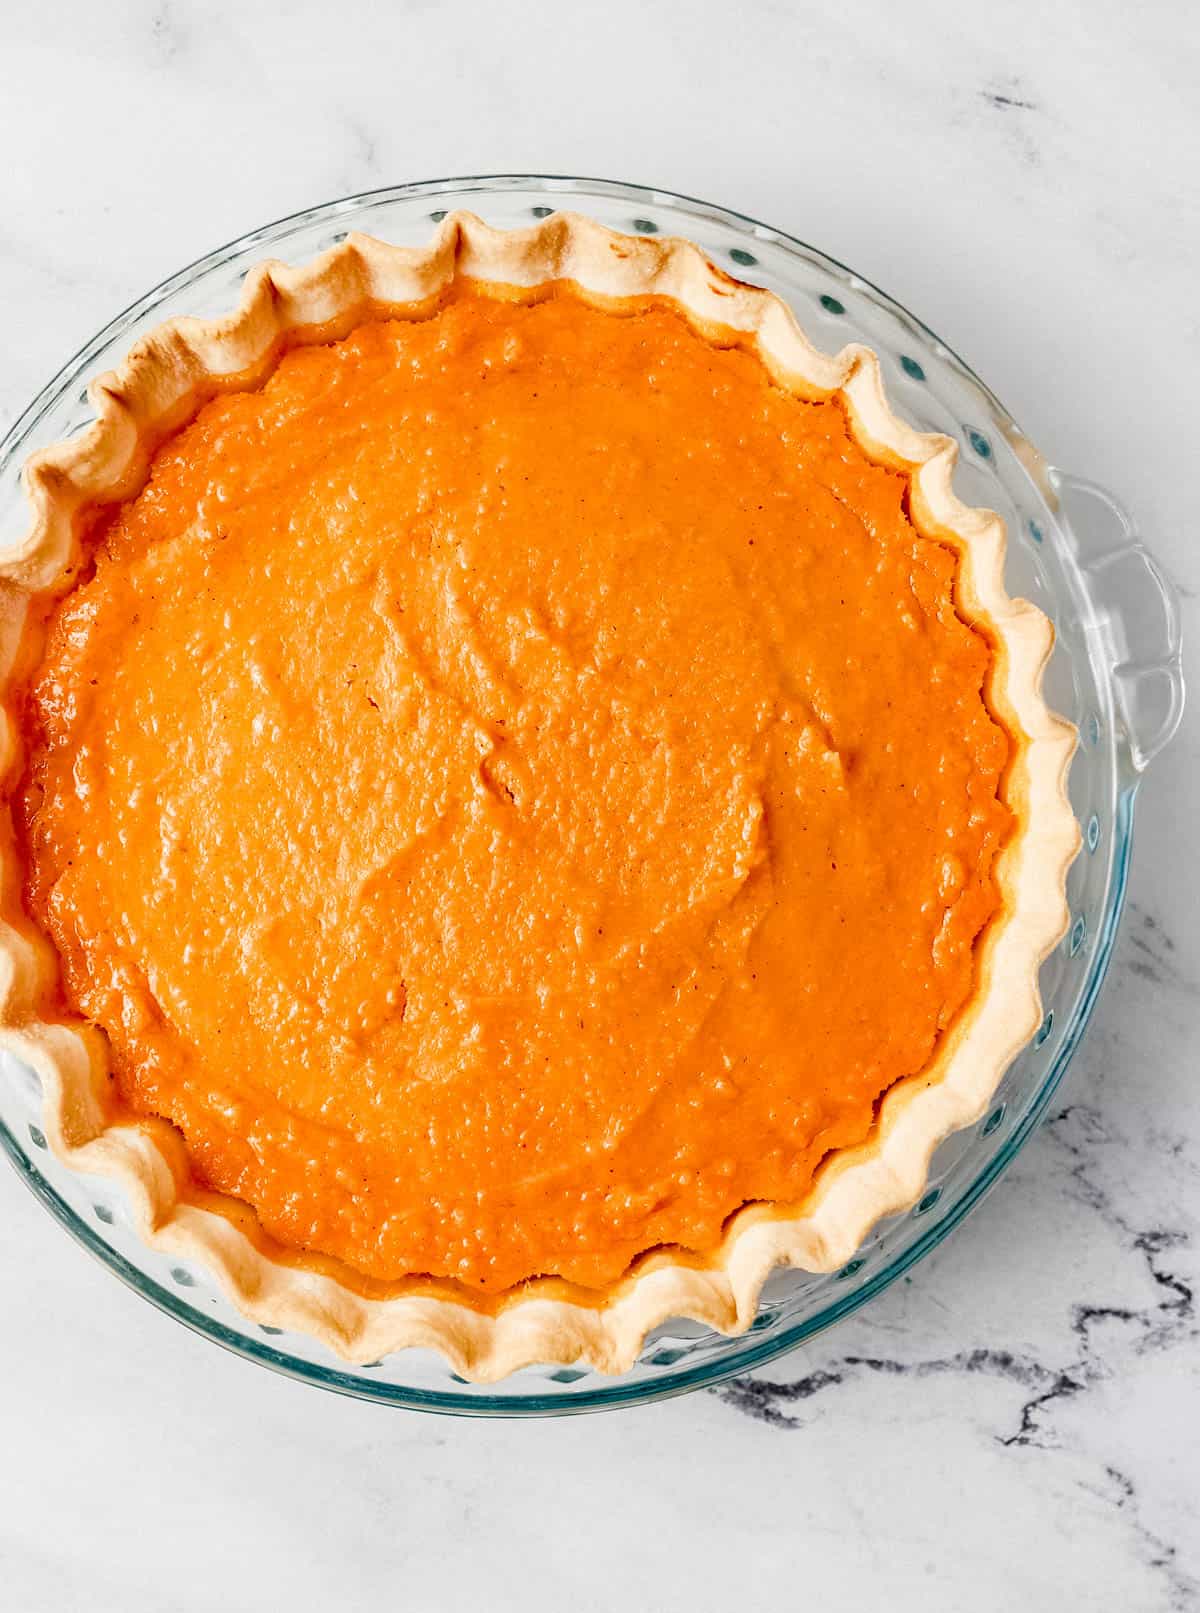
0 176 1184 1416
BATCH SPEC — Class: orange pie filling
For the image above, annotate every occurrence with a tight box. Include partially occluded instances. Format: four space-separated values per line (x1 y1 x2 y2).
18 287 1012 1296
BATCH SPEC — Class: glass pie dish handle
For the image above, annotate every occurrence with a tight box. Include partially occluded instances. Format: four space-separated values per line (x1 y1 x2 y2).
1049 469 1186 774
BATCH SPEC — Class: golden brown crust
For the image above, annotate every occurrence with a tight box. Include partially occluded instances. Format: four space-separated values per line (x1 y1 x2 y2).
0 212 1078 1379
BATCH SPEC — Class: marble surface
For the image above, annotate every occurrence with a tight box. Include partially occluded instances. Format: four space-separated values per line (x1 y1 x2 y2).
1 3 1197 1608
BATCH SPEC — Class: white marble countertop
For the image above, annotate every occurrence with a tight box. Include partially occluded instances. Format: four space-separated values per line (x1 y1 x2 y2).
1 3 1196 1608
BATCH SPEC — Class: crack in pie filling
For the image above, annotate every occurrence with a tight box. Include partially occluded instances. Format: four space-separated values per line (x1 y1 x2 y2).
0 214 1076 1370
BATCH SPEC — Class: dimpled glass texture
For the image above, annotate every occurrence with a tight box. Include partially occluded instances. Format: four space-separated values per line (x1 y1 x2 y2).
0 177 1183 1416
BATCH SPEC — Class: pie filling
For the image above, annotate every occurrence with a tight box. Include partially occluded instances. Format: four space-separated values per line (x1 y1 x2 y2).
19 285 1011 1295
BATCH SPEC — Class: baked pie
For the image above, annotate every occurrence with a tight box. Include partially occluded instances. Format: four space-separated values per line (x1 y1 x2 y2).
0 213 1077 1377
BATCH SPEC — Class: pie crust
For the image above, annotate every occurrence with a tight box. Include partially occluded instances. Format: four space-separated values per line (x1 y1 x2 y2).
0 212 1078 1379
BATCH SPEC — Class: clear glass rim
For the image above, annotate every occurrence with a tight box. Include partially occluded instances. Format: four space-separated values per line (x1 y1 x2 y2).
0 174 1137 1416
3 173 1030 466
